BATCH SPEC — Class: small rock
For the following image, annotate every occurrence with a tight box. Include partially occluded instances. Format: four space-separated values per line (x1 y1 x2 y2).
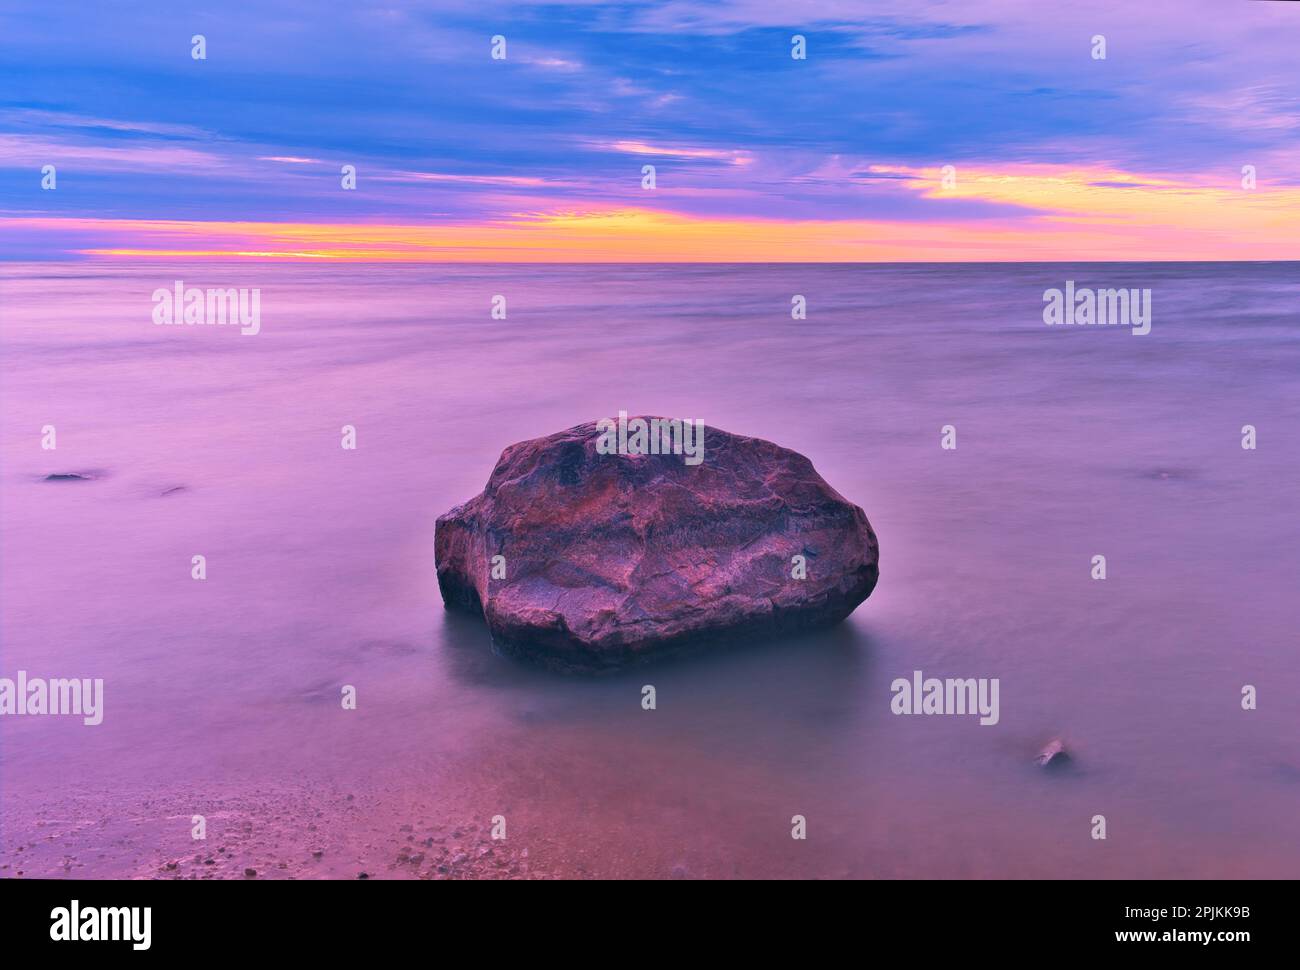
1035 738 1071 769
357 872 369 880
244 868 257 878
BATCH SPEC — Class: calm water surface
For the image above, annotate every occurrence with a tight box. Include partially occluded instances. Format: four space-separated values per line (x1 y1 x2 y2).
2 261 1298 878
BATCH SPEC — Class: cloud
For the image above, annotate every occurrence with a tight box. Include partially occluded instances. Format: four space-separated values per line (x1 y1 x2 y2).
1 0 1297 259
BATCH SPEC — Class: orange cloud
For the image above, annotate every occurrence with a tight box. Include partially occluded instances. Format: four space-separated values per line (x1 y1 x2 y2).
8 162 1297 261
873 162 1300 236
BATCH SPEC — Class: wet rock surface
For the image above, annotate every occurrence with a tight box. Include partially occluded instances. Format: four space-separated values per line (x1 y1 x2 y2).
436 419 879 670
1035 738 1072 769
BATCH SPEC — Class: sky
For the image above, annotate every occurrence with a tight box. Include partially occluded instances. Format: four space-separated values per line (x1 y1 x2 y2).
1 0 1298 261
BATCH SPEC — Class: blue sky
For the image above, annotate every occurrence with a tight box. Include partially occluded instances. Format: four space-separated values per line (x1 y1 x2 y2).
2 0 1298 259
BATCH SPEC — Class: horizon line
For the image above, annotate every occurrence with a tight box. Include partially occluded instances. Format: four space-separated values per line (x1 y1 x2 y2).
5 256 1298 266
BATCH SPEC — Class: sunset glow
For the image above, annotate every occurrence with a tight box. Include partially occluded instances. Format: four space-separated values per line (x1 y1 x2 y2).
2 0 1297 261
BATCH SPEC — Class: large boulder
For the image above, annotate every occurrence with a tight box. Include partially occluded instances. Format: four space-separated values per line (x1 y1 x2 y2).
435 418 879 670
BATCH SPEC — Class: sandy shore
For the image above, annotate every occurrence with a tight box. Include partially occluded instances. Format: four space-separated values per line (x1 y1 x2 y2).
2 783 543 881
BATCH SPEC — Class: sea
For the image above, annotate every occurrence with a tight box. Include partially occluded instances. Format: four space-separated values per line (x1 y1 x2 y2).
1 260 1297 878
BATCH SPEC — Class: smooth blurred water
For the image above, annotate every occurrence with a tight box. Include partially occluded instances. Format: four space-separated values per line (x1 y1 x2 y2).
2 260 1299 877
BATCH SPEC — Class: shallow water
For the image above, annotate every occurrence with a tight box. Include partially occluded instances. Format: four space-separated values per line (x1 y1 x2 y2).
2 260 1299 878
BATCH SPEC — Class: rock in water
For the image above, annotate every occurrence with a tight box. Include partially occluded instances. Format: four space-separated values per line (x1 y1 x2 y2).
435 419 879 670
1036 738 1071 769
